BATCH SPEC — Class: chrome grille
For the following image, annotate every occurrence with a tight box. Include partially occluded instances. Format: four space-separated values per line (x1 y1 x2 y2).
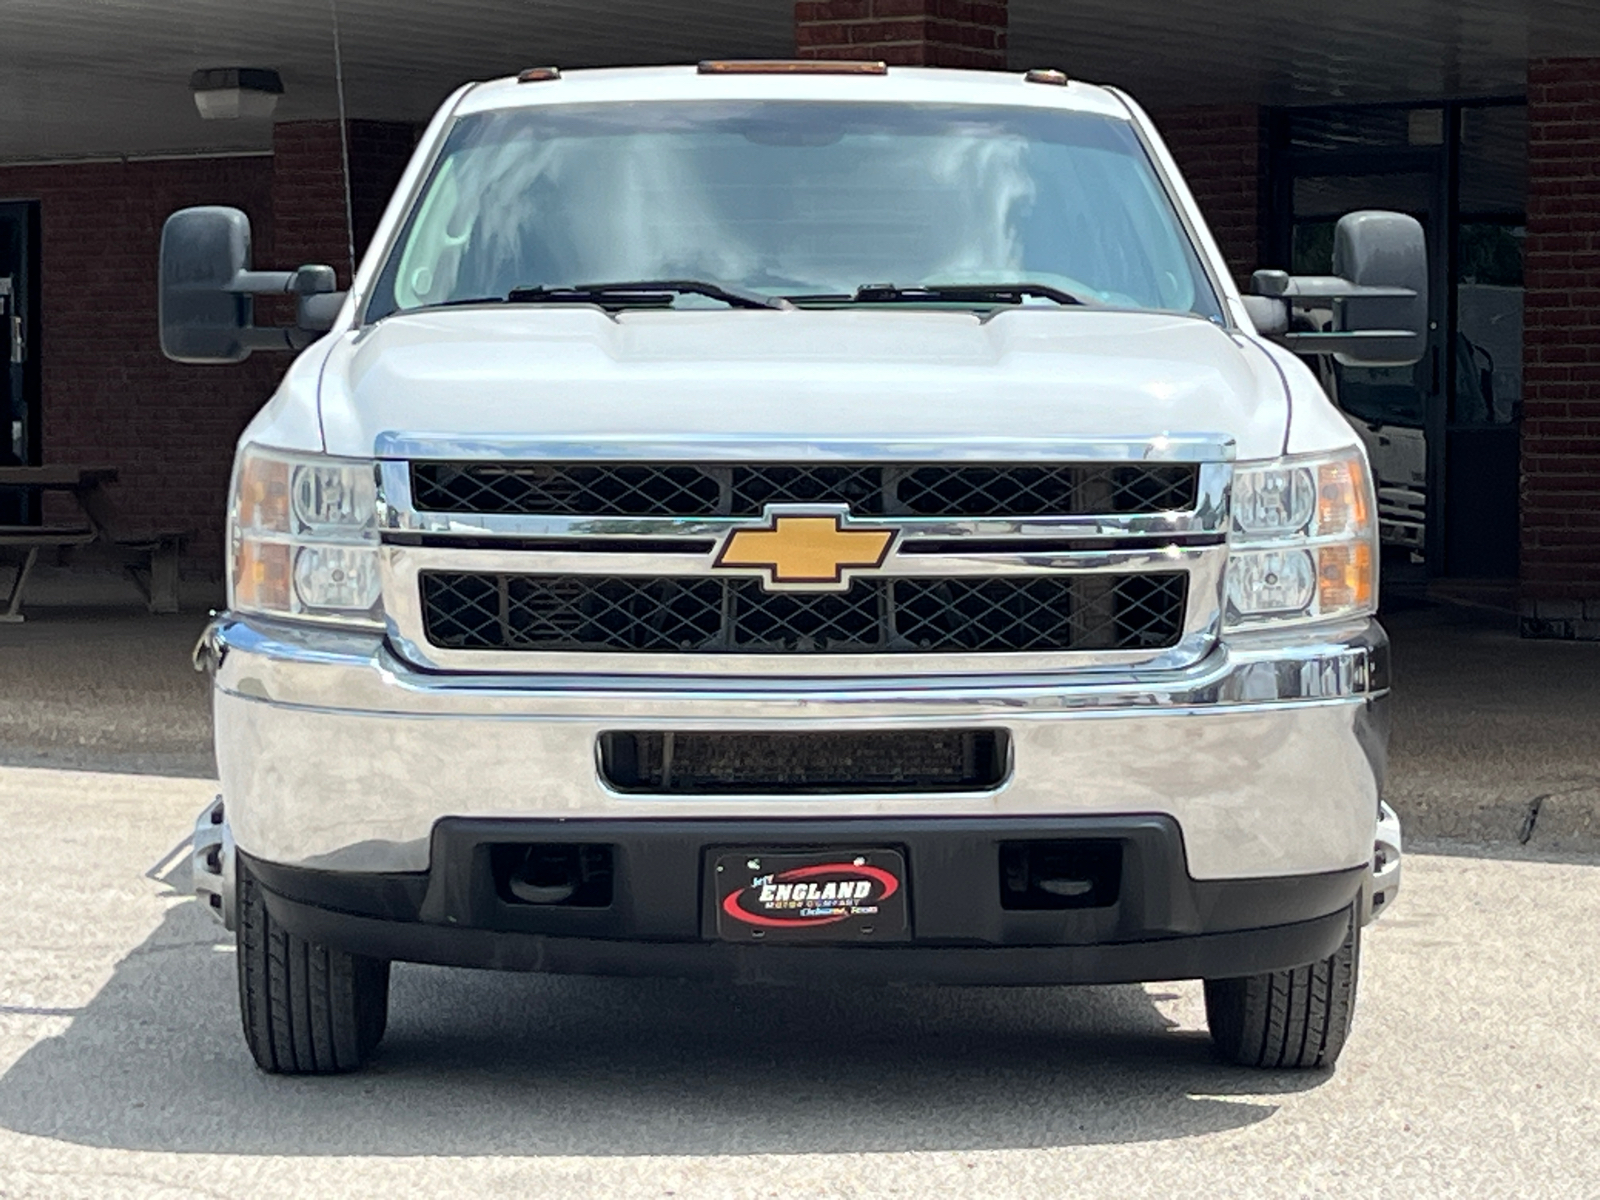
419 572 1188 654
409 461 1198 518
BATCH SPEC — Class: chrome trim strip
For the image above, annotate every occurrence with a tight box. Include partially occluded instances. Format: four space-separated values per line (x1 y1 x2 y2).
378 542 1225 677
374 432 1237 464
377 459 1233 542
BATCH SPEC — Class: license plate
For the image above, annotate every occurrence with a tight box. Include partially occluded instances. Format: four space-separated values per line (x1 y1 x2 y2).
712 849 909 943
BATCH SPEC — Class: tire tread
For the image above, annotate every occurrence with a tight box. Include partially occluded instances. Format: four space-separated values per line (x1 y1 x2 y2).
236 864 389 1074
1204 909 1360 1070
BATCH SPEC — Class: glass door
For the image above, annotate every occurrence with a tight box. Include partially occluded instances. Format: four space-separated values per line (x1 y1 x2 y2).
1446 105 1526 579
1268 102 1525 583
0 202 39 525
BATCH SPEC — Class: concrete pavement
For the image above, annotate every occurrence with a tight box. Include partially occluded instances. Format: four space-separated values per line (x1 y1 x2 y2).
1 763 1597 1197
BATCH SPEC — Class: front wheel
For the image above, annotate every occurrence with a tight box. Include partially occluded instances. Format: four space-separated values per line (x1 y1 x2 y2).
235 862 391 1074
1203 910 1360 1069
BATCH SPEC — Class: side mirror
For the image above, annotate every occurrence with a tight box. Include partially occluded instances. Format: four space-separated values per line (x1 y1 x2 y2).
158 206 346 364
1247 210 1428 368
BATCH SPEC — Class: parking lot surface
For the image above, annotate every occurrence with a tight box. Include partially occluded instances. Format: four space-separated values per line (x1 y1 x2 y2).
1 606 1597 1197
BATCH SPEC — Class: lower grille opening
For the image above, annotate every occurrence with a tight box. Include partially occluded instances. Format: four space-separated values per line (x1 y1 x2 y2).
491 843 615 907
599 729 1009 795
419 571 1189 654
999 840 1122 910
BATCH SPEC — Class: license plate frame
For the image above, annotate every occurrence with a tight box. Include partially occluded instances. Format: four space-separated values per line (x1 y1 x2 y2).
711 848 909 943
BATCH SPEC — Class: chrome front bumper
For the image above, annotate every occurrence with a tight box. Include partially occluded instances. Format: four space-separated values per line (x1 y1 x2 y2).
202 615 1394 892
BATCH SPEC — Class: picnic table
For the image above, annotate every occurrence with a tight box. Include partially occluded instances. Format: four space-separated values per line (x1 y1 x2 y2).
0 466 185 620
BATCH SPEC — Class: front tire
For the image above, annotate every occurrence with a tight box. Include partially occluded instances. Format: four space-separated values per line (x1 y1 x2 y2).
1204 909 1360 1069
236 862 391 1074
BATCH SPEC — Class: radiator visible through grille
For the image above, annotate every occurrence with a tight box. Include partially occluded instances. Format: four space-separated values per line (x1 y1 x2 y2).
419 572 1188 654
599 730 1009 794
410 461 1198 518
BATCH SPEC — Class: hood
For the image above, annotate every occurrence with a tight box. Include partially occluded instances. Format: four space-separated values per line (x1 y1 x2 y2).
316 307 1289 462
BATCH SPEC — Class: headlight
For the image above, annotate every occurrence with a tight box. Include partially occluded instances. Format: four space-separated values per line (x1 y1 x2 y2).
1225 447 1377 630
230 445 382 625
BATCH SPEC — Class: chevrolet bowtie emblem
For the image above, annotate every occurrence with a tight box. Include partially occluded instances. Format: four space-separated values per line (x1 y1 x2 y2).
715 508 897 590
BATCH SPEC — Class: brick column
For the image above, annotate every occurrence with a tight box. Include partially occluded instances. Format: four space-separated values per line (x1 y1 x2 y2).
1151 105 1266 288
1521 58 1600 639
796 0 1007 69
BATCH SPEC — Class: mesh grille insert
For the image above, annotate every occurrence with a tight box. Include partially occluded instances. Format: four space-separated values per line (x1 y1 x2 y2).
420 572 1188 654
410 462 1198 518
599 730 1009 794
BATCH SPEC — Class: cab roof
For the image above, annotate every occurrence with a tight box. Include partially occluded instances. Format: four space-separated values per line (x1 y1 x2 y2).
453 63 1132 121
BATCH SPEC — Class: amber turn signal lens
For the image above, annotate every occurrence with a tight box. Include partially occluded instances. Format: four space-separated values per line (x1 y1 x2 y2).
1316 458 1371 535
234 539 292 611
236 454 290 534
1318 542 1374 612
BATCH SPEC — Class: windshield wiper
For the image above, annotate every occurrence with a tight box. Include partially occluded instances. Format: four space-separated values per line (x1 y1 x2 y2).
788 282 1090 308
506 280 791 311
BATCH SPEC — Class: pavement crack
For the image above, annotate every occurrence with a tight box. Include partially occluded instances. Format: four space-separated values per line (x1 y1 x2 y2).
1519 795 1546 844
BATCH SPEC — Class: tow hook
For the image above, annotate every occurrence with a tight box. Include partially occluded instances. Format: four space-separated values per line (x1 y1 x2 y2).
192 615 226 676
193 796 236 930
1364 800 1403 924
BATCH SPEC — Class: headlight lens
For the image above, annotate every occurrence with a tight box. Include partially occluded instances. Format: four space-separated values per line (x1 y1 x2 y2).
230 446 382 624
1225 448 1377 629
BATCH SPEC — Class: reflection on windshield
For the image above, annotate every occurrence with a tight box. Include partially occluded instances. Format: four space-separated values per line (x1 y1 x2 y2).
368 102 1221 321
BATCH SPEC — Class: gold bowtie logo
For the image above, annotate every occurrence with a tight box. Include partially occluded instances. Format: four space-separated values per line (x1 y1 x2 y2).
715 510 896 590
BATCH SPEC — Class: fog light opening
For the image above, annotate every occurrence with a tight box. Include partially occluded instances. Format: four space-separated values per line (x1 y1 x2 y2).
493 843 614 907
1000 840 1123 910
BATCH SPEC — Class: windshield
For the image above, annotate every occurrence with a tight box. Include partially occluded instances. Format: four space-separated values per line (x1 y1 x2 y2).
367 101 1223 321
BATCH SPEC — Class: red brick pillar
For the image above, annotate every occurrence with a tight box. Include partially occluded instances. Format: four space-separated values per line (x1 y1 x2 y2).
1521 58 1600 639
1151 105 1266 288
271 120 415 285
795 0 1007 69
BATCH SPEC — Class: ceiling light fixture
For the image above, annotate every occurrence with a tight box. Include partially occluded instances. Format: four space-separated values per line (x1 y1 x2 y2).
190 68 284 120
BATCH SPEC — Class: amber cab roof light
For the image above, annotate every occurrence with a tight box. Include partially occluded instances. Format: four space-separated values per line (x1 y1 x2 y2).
517 66 561 83
1024 68 1070 86
698 59 888 76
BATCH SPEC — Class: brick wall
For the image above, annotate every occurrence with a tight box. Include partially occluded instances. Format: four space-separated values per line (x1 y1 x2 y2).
0 155 283 574
1521 58 1600 638
273 120 414 285
1151 105 1265 287
0 120 415 579
795 0 1007 69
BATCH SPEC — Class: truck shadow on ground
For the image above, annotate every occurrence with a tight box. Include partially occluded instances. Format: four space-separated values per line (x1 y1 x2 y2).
0 892 1334 1158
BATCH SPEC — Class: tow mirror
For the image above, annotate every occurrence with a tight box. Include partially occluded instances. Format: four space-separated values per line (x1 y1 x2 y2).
158 206 345 364
1244 210 1428 368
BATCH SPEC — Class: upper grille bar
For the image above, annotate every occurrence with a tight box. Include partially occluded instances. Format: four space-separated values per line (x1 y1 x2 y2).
411 461 1200 519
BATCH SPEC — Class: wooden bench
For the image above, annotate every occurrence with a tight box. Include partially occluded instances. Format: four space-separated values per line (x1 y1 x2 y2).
0 466 190 619
0 526 188 619
0 527 98 622
100 529 188 615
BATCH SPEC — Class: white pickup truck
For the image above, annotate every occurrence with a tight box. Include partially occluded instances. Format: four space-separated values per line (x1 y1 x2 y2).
167 62 1418 1075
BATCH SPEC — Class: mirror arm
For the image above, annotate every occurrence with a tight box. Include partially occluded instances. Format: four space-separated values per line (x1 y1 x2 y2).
1250 270 1417 302
297 291 347 333
1278 330 1421 352
225 270 298 295
224 263 345 337
237 326 300 352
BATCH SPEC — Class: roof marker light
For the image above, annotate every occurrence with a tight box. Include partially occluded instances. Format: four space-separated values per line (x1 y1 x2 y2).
698 59 888 76
1024 68 1070 86
517 66 561 83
